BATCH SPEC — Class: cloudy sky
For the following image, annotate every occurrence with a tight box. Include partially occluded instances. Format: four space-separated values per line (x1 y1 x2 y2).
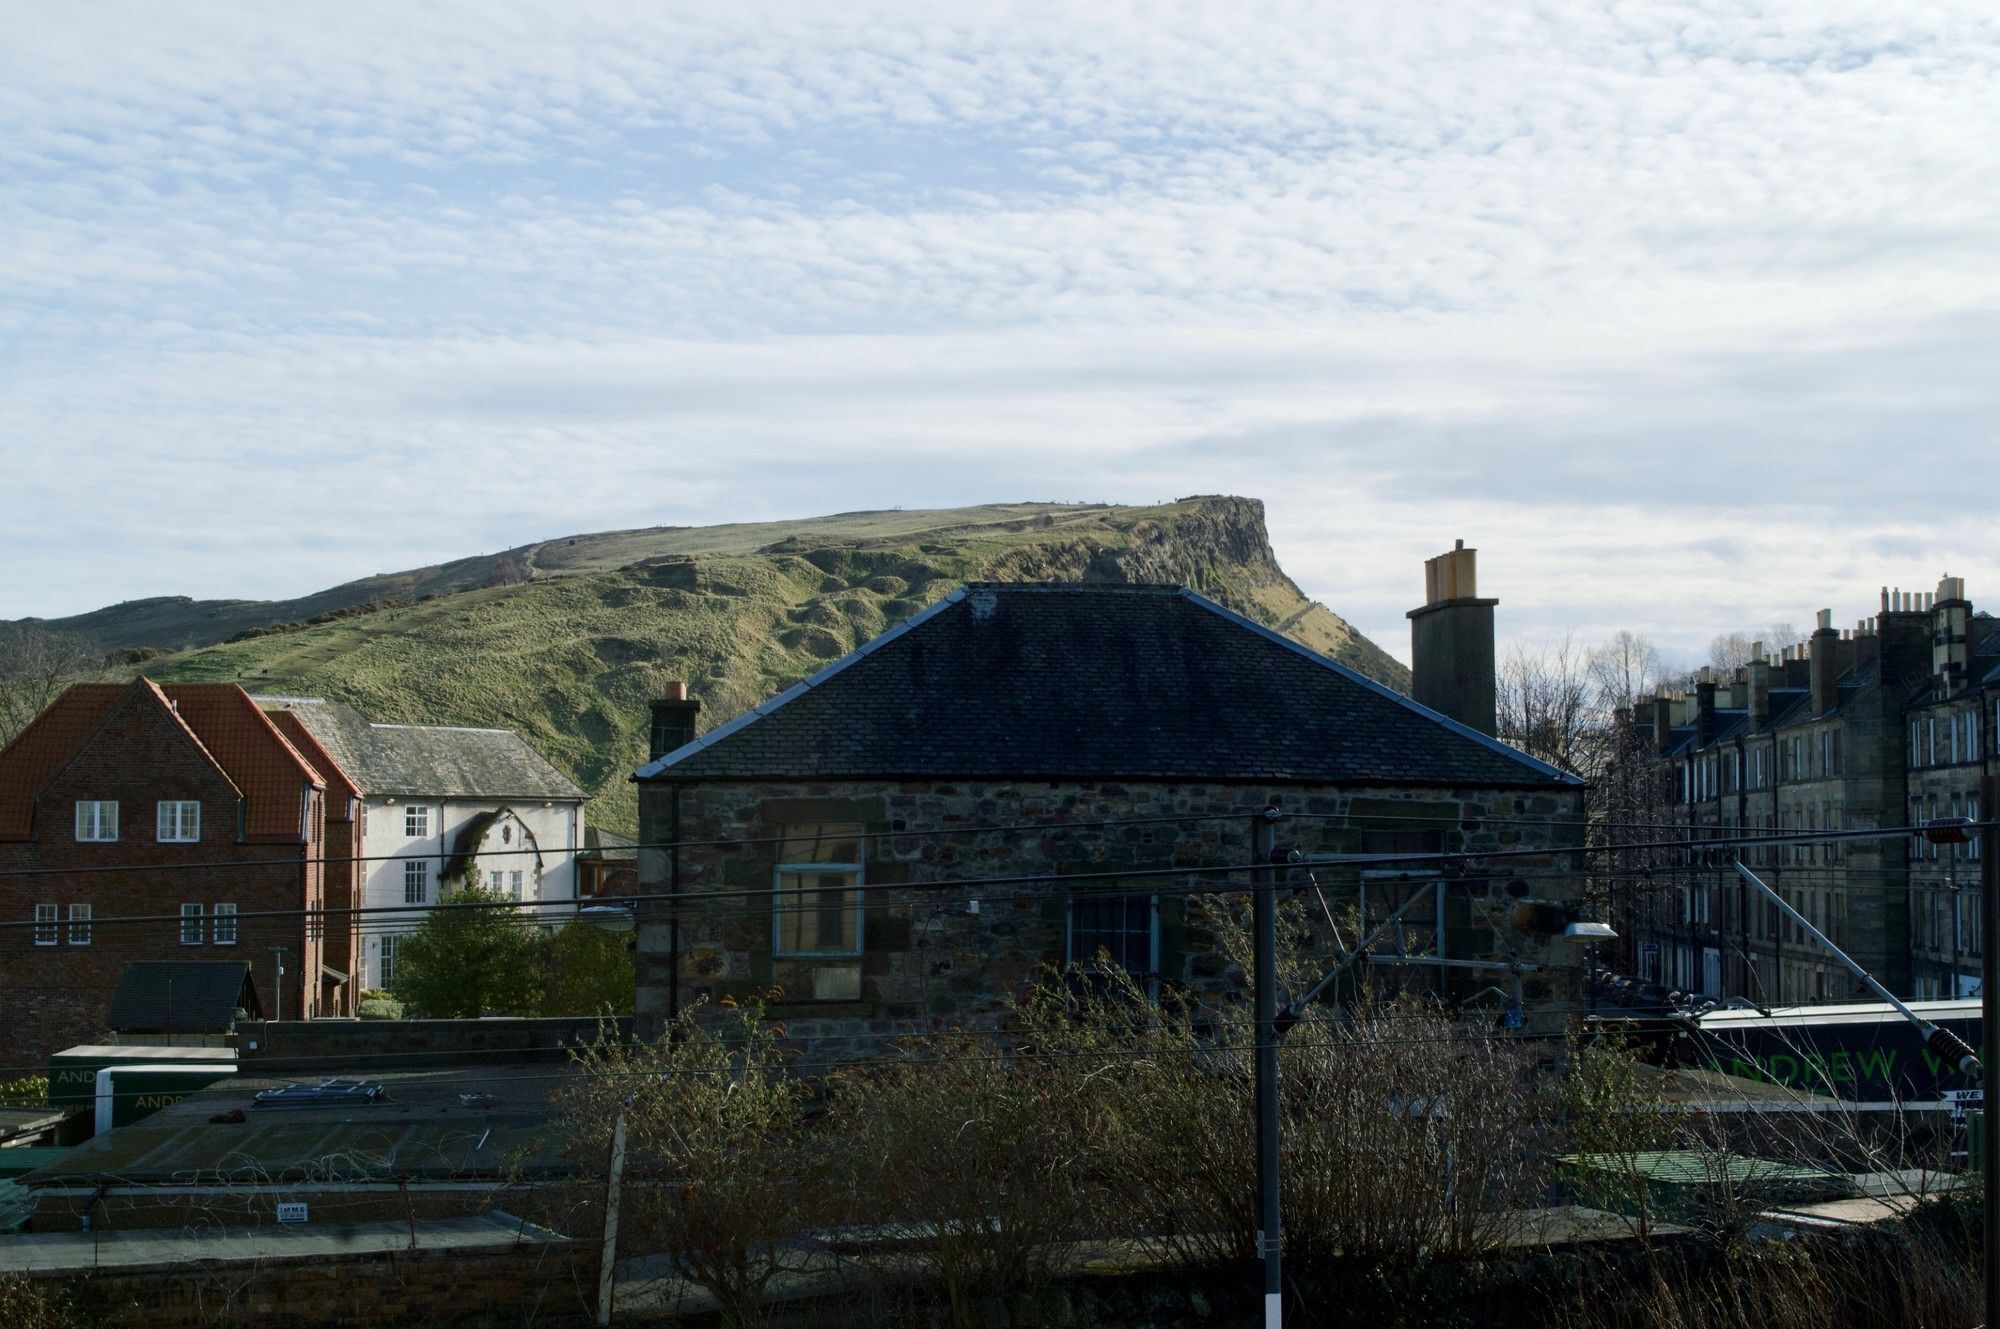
3 1 1996 663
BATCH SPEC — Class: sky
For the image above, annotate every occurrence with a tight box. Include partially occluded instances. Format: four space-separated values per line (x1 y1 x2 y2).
3 1 1997 665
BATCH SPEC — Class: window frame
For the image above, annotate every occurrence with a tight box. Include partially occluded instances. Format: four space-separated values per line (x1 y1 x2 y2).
403 860 430 905
33 903 58 946
1065 890 1162 979
180 903 204 946
213 902 238 946
771 861 866 958
404 804 429 838
156 799 201 843
67 902 91 946
509 870 523 901
74 800 118 843
380 933 400 987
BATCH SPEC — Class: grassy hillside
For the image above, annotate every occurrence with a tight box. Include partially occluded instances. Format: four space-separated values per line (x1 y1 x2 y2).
127 497 1405 834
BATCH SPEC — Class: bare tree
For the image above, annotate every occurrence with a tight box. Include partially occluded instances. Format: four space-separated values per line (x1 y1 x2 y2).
0 625 103 748
1706 623 1803 672
1496 631 1600 776
1588 630 1663 712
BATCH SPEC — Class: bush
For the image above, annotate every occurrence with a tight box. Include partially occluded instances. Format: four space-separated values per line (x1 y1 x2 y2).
356 989 403 1020
0 1075 50 1107
553 997 827 1328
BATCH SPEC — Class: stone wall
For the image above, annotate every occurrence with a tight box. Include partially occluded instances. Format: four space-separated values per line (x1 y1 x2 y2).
638 778 1588 1058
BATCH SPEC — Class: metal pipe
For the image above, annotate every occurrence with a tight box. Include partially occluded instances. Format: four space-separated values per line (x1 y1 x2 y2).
1252 805 1282 1329
1981 772 1998 1329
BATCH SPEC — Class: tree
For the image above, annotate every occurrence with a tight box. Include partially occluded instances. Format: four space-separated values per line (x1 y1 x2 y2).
538 919 635 1017
0 625 102 748
1589 630 1663 712
389 887 544 1018
1706 623 1803 673
1497 631 1599 776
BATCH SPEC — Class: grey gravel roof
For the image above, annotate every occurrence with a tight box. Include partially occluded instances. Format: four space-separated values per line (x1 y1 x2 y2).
638 584 1577 787
255 698 583 801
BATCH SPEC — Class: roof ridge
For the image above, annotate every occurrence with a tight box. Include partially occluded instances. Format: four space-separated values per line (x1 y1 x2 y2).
1173 589 1581 785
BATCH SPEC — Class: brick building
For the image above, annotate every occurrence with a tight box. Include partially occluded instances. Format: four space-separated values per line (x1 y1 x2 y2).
1622 577 2000 1005
632 560 1591 1059
0 680 338 1062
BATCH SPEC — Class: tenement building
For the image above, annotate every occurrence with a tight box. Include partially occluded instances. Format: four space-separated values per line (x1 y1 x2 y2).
632 548 1596 1061
1624 577 2000 1005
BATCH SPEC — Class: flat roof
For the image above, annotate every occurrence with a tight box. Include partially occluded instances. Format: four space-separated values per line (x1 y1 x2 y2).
0 1214 564 1277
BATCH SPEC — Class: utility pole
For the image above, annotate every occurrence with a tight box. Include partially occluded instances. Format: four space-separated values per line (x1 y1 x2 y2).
1252 804 1282 1329
1982 774 1998 1329
271 945 288 1021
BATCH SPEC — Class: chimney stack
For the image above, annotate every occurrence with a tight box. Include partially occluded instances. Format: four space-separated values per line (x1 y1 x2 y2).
648 679 702 761
1695 673 1718 744
1932 575 1971 693
1746 646 1771 731
1407 540 1498 736
1808 608 1841 717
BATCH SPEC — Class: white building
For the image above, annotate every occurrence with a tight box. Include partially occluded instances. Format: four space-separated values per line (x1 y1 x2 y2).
256 698 587 991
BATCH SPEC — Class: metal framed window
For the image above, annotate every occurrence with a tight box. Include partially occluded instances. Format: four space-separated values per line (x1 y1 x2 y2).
74 800 118 842
156 800 200 843
33 904 57 946
404 805 428 837
1066 892 1159 978
404 861 429 904
180 903 204 945
772 823 864 957
68 903 91 946
213 903 238 946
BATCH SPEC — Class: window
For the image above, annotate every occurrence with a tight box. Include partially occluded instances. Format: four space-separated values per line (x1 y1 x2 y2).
773 823 864 957
404 861 429 904
381 934 400 987
489 869 505 894
404 805 429 837
156 799 200 842
1068 892 1160 978
509 870 523 901
33 904 57 946
68 903 91 945
180 903 204 945
74 800 118 842
213 902 237 946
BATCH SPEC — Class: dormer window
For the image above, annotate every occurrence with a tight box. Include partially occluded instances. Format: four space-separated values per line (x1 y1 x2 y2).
74 801 118 842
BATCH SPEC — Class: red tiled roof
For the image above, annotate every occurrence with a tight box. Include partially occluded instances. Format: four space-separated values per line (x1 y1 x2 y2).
0 683 128 839
267 709 359 809
159 684 324 842
0 679 323 843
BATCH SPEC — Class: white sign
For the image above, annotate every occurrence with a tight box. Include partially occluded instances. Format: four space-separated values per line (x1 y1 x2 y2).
276 1202 309 1224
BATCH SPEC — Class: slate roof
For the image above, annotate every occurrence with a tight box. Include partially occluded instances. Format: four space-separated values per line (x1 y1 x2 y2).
106 961 263 1033
0 681 322 842
638 584 1578 788
256 699 583 801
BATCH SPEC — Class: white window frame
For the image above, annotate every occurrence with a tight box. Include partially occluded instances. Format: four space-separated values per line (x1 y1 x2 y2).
180 903 204 946
156 799 201 843
74 800 118 842
404 804 429 837
213 902 238 946
380 933 401 988
509 870 523 901
489 869 505 895
772 861 865 958
68 902 91 946
403 860 429 905
33 903 58 946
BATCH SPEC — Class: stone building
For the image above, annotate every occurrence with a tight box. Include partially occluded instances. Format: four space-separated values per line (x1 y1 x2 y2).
1623 577 2000 1005
0 680 334 1061
632 558 1591 1059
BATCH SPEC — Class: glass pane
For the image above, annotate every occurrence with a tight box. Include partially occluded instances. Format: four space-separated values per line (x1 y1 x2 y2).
777 822 862 864
776 871 858 954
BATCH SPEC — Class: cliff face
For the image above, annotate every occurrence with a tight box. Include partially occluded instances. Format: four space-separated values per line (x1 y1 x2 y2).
118 497 1402 832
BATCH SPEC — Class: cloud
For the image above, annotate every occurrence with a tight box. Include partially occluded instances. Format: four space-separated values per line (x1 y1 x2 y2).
1 0 1998 665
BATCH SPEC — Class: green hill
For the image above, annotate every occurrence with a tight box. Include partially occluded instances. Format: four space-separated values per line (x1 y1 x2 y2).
52 497 1404 834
